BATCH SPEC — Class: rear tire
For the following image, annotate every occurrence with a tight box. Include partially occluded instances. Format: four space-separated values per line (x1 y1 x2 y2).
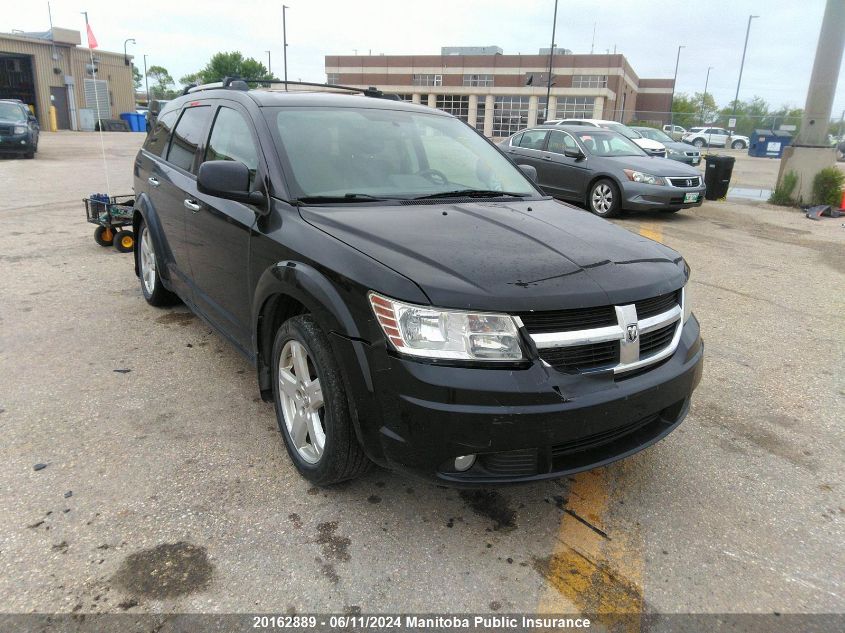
113 230 135 253
692 138 706 148
94 226 116 247
137 220 178 306
272 315 370 486
588 179 621 218
731 140 746 150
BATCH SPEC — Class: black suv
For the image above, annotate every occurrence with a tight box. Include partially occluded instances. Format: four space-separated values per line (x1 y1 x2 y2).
0 99 39 159
132 83 703 485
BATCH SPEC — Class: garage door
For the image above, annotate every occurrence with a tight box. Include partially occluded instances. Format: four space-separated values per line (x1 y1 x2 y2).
83 78 111 117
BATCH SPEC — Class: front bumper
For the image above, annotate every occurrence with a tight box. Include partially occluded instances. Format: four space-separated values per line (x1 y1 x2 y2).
622 181 706 211
335 316 703 484
0 133 33 153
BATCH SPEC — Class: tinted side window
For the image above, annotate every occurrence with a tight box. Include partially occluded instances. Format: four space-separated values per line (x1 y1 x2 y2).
510 132 524 146
547 130 577 154
167 106 212 173
204 107 260 188
517 130 548 150
142 110 177 157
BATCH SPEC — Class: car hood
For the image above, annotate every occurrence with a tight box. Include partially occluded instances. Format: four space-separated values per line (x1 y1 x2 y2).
300 198 686 312
631 137 665 151
604 155 701 176
664 141 698 152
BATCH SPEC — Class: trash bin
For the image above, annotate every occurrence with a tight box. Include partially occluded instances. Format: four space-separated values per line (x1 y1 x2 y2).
704 155 735 200
119 112 145 132
748 129 792 158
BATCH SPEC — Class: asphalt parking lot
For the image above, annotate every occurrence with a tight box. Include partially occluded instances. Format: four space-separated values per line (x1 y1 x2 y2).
0 133 843 619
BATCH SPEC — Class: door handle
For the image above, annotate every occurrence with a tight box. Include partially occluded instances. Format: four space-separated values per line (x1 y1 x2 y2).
184 199 201 212
542 155 552 161
148 176 160 187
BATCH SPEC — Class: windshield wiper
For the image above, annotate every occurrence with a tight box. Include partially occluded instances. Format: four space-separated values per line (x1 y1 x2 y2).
292 193 402 204
413 189 530 200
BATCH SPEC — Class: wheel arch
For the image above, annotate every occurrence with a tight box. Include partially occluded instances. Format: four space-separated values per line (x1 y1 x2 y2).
584 173 622 207
132 193 172 282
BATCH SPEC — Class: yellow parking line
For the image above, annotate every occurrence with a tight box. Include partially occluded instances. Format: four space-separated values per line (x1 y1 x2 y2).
638 222 663 244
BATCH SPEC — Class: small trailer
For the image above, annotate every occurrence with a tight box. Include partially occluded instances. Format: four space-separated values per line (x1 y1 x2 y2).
83 193 136 252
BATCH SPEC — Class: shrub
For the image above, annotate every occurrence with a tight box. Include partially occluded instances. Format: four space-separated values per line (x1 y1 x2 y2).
811 167 845 207
769 171 798 206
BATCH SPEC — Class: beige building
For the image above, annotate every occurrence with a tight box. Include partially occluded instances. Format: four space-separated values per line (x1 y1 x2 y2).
0 27 135 130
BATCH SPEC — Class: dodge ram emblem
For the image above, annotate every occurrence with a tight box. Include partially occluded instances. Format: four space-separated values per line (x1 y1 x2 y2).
627 324 639 342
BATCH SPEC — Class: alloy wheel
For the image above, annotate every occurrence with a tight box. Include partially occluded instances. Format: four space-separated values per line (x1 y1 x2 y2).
140 227 156 295
278 340 326 464
592 183 613 215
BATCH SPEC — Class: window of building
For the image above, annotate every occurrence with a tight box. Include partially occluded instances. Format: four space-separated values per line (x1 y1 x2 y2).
167 106 212 173
462 74 493 87
326 73 339 84
536 97 549 124
492 96 530 137
475 101 486 132
83 78 111 117
391 94 414 102
435 95 469 122
143 110 178 158
204 107 260 188
572 75 607 89
411 74 442 86
555 97 595 119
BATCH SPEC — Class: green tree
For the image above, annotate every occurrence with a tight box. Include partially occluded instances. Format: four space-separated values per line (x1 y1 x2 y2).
193 52 270 84
720 96 769 136
693 91 718 125
179 72 202 87
670 93 700 129
147 65 176 99
132 65 142 90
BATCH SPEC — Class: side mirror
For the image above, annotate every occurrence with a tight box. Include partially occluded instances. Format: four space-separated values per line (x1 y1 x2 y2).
197 160 264 206
517 164 537 181
564 148 584 159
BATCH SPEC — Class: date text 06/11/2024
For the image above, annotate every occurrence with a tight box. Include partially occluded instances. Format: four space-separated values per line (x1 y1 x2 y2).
251 615 593 629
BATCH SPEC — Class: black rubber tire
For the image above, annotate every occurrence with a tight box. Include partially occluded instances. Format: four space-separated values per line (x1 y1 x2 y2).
24 150 34 159
731 140 746 150
94 225 117 247
137 220 178 306
272 315 370 486
692 138 706 148
588 178 622 218
113 230 135 253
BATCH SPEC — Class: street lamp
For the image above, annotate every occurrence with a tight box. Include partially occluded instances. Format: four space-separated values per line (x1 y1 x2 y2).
282 5 289 90
545 0 559 123
123 38 135 66
731 14 759 125
701 66 713 124
143 54 149 104
669 45 685 127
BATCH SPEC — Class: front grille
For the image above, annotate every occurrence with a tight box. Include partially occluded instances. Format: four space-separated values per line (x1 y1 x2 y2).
640 323 677 356
635 290 680 319
540 340 619 372
479 449 538 477
684 151 700 157
551 413 660 457
518 305 616 333
0 125 12 135
668 176 701 187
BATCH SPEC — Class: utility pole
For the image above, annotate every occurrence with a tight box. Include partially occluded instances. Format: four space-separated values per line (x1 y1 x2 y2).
590 22 596 55
545 0 559 123
731 15 759 125
282 5 289 91
266 50 272 76
143 54 149 103
669 45 685 127
701 66 713 124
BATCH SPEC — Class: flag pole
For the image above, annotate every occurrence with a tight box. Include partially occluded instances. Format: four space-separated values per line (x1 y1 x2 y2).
82 11 111 196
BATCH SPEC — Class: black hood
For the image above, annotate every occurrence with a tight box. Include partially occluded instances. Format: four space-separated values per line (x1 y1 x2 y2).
300 198 686 312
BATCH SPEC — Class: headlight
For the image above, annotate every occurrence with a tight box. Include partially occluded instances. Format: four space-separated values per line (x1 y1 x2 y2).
13 125 27 135
683 284 692 322
369 292 523 361
624 169 665 185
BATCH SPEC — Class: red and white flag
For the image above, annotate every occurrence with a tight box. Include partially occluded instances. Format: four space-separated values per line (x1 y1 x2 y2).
86 23 98 49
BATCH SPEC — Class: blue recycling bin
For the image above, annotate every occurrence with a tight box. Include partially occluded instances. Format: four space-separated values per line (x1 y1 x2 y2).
748 129 792 158
119 112 146 132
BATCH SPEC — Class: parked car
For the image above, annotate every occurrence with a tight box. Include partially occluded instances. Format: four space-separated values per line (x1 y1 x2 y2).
682 126 749 149
544 118 667 157
631 126 701 165
132 84 703 485
500 126 705 217
0 99 39 159
663 124 687 141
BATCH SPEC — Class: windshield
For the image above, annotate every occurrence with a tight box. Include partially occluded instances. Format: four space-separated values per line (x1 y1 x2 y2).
266 106 539 200
0 103 26 122
638 128 674 143
600 122 641 139
575 130 646 157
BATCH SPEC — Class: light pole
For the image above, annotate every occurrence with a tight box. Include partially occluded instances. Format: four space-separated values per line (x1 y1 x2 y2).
544 0 559 123
143 54 149 104
701 66 713 124
265 50 272 76
731 14 759 126
282 5 289 90
123 38 135 66
669 45 685 127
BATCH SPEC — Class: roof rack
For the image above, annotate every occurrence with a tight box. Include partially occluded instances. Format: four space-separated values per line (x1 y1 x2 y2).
182 77 400 100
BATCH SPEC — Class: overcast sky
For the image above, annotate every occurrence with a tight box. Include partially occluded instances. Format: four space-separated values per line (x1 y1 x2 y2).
4 0 844 117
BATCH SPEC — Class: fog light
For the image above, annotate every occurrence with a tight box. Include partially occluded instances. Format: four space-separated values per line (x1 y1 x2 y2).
454 454 476 472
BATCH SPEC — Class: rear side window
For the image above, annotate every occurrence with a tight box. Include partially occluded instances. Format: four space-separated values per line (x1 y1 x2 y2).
167 106 212 173
517 130 548 150
143 110 177 158
204 107 260 188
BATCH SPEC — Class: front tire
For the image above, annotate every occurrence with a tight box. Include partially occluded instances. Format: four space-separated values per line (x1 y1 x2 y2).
272 315 370 486
137 221 178 306
692 138 706 148
731 140 746 150
588 179 621 218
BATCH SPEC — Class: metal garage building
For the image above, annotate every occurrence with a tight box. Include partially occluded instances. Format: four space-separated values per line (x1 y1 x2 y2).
0 27 134 130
